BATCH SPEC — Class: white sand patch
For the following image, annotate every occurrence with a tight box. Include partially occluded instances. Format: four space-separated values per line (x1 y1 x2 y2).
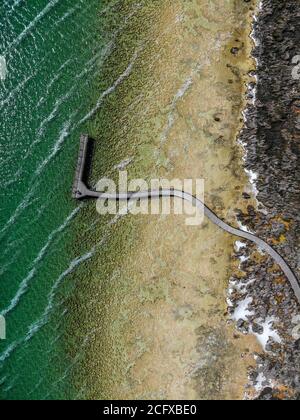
235 241 247 252
228 280 243 296
238 255 250 270
237 220 254 234
245 168 258 184
232 297 254 321
239 255 249 264
252 317 282 351
231 278 257 297
245 168 259 196
254 372 268 392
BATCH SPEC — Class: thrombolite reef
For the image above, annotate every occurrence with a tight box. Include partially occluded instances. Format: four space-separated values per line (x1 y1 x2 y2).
230 0 300 400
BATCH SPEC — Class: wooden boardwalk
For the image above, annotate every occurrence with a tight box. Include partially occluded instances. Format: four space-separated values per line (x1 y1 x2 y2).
72 135 300 305
72 134 90 199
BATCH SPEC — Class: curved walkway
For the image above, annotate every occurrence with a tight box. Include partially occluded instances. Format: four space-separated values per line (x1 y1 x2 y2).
87 188 300 305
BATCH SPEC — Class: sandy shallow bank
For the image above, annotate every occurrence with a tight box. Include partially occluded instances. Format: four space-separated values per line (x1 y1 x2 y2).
69 0 263 400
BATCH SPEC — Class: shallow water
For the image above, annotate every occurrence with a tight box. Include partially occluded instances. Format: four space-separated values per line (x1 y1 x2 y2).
0 0 113 400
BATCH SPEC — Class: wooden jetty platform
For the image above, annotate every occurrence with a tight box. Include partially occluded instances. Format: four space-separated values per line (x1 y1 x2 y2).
72 134 91 200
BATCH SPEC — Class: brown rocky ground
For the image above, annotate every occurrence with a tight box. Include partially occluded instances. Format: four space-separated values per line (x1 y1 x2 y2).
230 0 300 400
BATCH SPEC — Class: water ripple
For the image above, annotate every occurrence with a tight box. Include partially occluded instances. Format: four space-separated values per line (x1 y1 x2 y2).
5 0 61 53
1 207 81 317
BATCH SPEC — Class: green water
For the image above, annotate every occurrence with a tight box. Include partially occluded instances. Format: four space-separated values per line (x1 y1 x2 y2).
0 0 119 400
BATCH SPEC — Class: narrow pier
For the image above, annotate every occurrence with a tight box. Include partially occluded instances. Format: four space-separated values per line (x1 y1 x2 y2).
72 134 92 200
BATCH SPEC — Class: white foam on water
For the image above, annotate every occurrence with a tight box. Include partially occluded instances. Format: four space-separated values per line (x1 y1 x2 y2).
0 249 22 278
37 58 73 107
37 88 76 137
1 268 36 317
0 53 44 112
161 64 203 144
75 43 113 82
77 49 139 127
27 378 44 397
1 165 23 189
0 247 96 365
3 2 137 188
1 48 112 235
4 0 24 15
35 118 74 176
6 0 61 52
55 0 118 32
55 0 116 29
15 47 109 177
0 341 19 364
0 376 7 386
0 207 80 317
25 249 95 342
2 201 49 261
1 373 19 393
35 45 111 129
0 56 7 81
0 185 36 238
30 45 111 143
0 73 34 109
11 0 23 8
53 0 84 26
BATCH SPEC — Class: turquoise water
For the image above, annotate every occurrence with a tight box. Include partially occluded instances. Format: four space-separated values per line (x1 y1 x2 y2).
0 0 114 400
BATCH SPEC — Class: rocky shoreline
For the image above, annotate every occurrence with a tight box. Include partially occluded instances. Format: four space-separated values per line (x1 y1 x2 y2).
230 0 300 400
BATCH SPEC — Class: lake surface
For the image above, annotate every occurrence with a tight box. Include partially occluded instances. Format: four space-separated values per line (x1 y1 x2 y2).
0 0 110 400
0 0 259 400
